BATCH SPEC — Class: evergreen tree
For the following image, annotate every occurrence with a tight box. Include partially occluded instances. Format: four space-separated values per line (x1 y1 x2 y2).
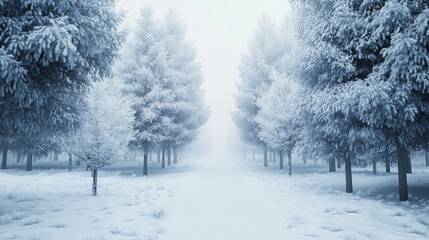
120 7 208 175
120 6 167 174
233 15 284 166
256 73 300 175
292 0 429 200
161 11 209 158
291 0 360 192
0 0 124 169
335 0 429 201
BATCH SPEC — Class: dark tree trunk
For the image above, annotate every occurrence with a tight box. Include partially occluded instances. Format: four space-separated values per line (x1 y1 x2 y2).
161 146 165 169
406 151 412 174
26 152 33 171
263 147 268 167
54 152 59 161
288 150 292 176
173 147 178 164
329 158 336 172
337 158 342 169
68 153 72 171
92 169 98 196
385 152 391 173
425 150 429 167
167 143 171 166
395 140 409 201
17 152 21 163
279 150 284 169
373 160 377 175
157 149 161 163
2 143 8 169
143 146 148 176
345 155 353 193
273 151 276 163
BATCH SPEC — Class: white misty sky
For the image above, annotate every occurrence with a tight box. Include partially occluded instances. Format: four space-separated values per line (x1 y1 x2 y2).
117 0 291 156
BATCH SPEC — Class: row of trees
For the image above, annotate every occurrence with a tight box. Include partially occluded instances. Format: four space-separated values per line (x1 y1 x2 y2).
0 2 208 195
0 0 125 174
118 7 208 177
234 0 429 201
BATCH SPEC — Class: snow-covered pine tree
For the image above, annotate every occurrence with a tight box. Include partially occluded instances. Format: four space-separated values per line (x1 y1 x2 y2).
256 73 300 175
291 0 366 193
161 10 209 161
335 0 429 201
293 0 429 200
255 15 297 173
120 7 208 175
233 15 284 167
73 80 133 196
0 0 124 171
119 6 167 175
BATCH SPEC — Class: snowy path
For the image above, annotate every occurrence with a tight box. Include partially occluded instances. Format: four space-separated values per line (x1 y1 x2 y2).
0 158 428 239
161 157 429 240
164 158 288 240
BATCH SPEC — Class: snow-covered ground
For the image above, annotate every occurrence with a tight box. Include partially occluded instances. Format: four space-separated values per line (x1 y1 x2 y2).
0 157 428 240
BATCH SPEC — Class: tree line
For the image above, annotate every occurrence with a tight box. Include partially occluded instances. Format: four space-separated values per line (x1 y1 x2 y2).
234 0 429 201
0 2 208 196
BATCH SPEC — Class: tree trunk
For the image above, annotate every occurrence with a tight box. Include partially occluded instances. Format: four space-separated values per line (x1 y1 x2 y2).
395 140 408 201
337 158 342 169
68 153 72 171
385 152 391 173
269 150 273 162
2 143 8 169
173 147 178 164
372 160 377 175
143 146 148 176
303 156 307 164
345 155 353 193
54 152 59 161
288 150 292 176
329 158 336 172
425 150 429 167
406 151 412 174
157 149 161 163
167 143 171 166
26 152 33 171
279 150 284 169
273 151 277 163
92 169 98 196
17 152 21 163
263 147 268 167
161 146 165 169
